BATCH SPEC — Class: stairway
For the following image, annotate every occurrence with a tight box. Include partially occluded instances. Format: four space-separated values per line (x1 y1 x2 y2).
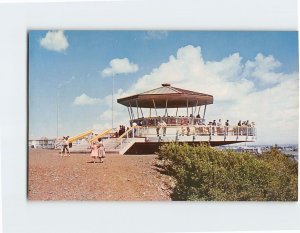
69 140 90 153
67 137 144 155
117 137 145 155
103 139 121 154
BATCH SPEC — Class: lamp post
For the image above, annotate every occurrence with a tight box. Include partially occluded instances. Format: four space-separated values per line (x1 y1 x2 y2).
57 89 59 139
112 74 114 130
56 84 63 139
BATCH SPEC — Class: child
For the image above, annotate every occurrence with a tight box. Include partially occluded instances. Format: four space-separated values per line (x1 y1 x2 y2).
97 138 105 163
90 141 98 163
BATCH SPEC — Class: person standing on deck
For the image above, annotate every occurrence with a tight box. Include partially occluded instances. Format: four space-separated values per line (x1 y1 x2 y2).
217 119 223 134
156 117 162 137
132 121 137 136
225 120 230 135
161 119 167 136
212 120 217 135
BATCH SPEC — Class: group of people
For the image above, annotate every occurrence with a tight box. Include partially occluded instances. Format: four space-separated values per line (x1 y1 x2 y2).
114 125 127 138
156 117 167 136
60 135 106 163
236 120 255 136
90 138 106 163
195 119 230 135
205 119 230 127
237 120 254 127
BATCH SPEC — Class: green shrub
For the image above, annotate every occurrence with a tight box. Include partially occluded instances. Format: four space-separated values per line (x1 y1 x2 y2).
157 143 298 201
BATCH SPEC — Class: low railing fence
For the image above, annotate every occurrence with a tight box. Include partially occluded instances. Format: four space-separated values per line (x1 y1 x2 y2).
110 124 257 151
117 125 256 139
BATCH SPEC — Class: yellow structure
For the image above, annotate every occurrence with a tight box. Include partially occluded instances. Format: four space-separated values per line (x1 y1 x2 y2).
89 128 112 142
67 130 93 143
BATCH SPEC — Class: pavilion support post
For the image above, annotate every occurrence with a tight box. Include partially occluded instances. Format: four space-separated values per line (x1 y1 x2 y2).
165 99 168 117
175 107 178 117
127 107 132 121
149 108 151 117
197 105 201 116
186 99 189 116
152 99 158 117
140 107 144 118
136 100 140 119
194 100 198 115
129 102 135 120
203 104 207 120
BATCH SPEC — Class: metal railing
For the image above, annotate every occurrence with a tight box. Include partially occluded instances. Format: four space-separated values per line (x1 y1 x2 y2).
112 124 256 151
130 116 204 127
117 125 256 138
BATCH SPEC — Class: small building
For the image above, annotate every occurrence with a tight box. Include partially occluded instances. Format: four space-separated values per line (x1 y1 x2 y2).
28 137 56 149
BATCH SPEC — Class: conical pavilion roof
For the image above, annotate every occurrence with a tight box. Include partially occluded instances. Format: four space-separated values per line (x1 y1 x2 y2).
117 83 213 108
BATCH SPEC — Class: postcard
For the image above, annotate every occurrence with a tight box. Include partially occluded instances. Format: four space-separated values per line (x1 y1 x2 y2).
28 30 298 201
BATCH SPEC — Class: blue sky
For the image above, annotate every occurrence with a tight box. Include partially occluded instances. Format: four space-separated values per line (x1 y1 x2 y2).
29 30 298 144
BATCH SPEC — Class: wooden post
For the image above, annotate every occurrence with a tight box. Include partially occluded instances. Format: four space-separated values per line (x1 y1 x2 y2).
197 105 201 116
127 107 132 121
129 102 135 120
186 99 189 116
136 100 139 119
140 107 144 118
194 100 198 115
165 99 168 116
152 99 158 116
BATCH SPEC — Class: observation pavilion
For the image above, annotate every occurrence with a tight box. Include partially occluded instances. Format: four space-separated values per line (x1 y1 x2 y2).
115 83 256 154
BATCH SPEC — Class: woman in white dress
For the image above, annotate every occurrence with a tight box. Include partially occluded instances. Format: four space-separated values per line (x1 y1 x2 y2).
97 138 105 163
90 141 98 163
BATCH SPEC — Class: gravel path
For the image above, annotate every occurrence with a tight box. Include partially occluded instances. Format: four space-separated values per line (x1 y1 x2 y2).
28 149 171 201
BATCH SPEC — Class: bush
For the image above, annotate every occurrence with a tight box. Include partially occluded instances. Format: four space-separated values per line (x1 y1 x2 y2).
157 143 298 201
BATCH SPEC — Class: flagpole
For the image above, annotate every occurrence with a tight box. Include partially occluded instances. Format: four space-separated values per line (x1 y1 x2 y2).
112 75 114 130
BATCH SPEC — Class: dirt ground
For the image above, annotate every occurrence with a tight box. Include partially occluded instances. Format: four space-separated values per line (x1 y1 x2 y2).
28 149 172 201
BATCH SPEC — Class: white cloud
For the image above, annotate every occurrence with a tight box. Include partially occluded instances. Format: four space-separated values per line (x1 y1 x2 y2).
243 53 283 85
40 30 69 52
73 93 103 106
101 58 138 77
98 45 298 144
145 31 168 40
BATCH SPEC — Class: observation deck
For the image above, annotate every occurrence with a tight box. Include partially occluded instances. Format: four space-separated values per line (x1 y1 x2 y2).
115 83 256 154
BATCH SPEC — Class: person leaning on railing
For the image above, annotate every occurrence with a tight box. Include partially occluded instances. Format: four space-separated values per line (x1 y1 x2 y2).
156 119 161 137
132 122 137 136
225 120 229 135
217 119 223 134
161 119 167 136
180 119 186 136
